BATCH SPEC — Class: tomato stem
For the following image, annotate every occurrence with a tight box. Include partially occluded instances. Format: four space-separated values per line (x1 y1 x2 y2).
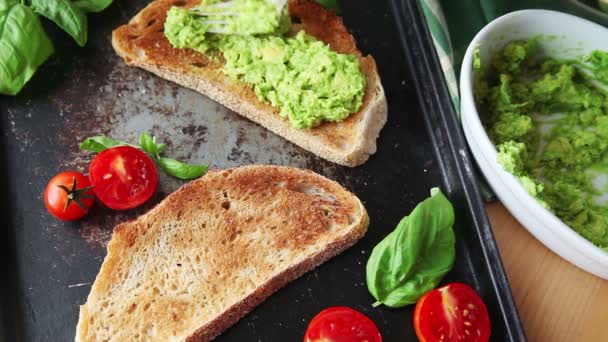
57 177 94 212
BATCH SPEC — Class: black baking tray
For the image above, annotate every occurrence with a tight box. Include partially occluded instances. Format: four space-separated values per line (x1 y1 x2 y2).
0 0 525 341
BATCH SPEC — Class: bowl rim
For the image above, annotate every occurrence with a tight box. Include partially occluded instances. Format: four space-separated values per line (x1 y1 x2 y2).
459 9 608 265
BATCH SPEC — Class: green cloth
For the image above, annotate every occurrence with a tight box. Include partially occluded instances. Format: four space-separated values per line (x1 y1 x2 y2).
418 0 459 109
418 0 607 200
419 0 569 114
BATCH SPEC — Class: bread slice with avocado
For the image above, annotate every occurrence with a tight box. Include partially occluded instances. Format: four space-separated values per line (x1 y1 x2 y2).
75 165 369 341
112 0 387 167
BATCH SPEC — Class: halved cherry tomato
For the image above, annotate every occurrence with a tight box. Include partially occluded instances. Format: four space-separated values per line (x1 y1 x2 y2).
303 306 382 342
89 146 158 210
44 171 95 221
414 282 491 342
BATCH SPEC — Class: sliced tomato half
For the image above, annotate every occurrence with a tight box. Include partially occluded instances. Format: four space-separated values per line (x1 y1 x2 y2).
89 146 158 210
304 306 382 342
414 282 491 342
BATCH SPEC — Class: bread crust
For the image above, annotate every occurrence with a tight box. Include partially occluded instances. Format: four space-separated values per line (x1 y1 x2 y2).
111 0 387 167
76 165 369 341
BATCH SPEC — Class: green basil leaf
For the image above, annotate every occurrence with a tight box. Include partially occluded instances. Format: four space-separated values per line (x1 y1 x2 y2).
73 0 113 13
0 0 18 15
138 132 161 158
158 157 208 180
79 136 130 153
156 142 166 154
141 133 207 179
314 0 341 14
366 188 456 308
31 0 88 46
0 1 54 95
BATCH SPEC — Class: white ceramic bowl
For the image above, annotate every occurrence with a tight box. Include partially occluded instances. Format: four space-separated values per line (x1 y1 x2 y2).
460 9 608 279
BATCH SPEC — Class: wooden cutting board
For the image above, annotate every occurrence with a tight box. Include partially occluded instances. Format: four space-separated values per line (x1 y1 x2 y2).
487 203 608 341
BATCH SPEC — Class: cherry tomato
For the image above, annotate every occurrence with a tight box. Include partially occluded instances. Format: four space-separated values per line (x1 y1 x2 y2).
304 306 382 342
44 171 95 221
414 282 491 342
89 146 158 210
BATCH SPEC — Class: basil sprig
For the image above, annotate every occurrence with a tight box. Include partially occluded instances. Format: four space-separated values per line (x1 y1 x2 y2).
0 0 113 95
137 133 208 180
366 188 456 308
80 133 208 180
79 136 134 153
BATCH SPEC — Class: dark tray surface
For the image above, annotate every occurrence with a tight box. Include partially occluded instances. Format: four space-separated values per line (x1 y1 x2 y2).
0 1 523 341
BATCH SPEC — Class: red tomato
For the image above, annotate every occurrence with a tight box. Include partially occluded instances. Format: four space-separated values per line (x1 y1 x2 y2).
44 171 95 221
89 146 158 210
304 306 382 342
414 282 491 342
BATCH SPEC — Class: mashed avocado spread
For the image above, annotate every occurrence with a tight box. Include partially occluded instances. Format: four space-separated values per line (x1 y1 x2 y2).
164 1 365 129
475 39 608 250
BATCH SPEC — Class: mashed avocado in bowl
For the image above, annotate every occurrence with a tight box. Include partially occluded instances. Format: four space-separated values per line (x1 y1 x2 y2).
163 0 365 129
460 10 608 278
474 39 608 251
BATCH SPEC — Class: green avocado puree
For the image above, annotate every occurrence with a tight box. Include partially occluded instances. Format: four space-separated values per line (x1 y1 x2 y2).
164 1 365 129
475 39 608 251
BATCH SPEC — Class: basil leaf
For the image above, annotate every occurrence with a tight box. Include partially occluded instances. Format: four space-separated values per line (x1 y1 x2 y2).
156 142 166 154
31 0 88 46
138 132 161 158
366 188 456 308
0 0 18 17
314 0 341 14
79 136 129 153
142 134 208 179
73 0 113 13
0 1 54 95
158 157 208 180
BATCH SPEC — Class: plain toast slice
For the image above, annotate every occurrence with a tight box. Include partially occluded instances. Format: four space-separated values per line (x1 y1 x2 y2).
112 0 387 167
76 165 369 341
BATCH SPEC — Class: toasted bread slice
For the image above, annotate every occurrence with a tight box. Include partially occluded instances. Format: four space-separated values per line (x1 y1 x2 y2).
76 165 369 341
112 0 387 167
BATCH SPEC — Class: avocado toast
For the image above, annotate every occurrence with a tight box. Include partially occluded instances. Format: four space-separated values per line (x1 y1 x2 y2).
112 0 387 167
